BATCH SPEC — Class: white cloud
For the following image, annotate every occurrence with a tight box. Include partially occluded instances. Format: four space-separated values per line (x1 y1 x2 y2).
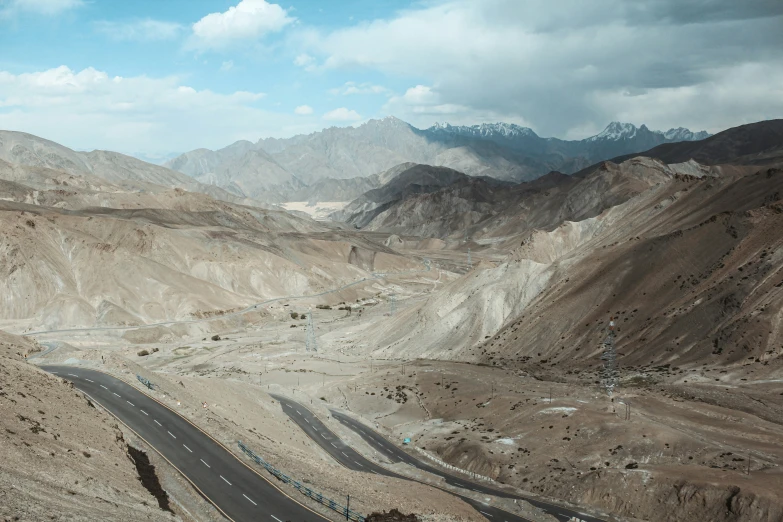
0 65 323 154
293 53 316 72
2 0 82 16
382 84 530 128
297 0 783 136
94 19 183 42
294 105 313 115
220 60 234 72
190 0 294 50
329 81 388 96
323 107 362 121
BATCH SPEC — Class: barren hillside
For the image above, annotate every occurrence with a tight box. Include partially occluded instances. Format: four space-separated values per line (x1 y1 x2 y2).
0 331 176 521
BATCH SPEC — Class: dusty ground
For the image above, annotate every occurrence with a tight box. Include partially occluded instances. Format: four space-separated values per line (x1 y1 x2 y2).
22 249 783 522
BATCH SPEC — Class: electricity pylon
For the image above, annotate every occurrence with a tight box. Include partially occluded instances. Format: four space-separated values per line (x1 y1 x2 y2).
600 317 618 395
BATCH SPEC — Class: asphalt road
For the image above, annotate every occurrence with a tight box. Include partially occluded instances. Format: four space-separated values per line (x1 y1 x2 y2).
329 409 602 522
41 366 327 522
272 394 600 522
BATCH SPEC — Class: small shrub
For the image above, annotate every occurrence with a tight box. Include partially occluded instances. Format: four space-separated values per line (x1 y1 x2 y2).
83 451 91 458
211 335 221 341
290 312 299 319
137 350 150 357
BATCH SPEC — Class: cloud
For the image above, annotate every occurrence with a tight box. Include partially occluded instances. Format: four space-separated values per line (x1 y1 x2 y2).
323 107 361 121
220 60 234 72
294 105 313 115
0 65 324 153
293 53 317 72
190 0 294 51
383 84 531 127
94 19 183 42
298 0 783 136
2 0 82 16
328 81 387 96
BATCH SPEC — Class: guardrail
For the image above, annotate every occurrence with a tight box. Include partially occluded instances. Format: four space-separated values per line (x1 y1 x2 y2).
238 441 365 522
137 375 155 390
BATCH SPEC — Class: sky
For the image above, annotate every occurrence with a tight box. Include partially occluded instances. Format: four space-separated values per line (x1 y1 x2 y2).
1 0 782 158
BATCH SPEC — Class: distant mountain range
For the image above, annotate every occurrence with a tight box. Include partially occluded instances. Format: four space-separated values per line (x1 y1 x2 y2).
165 118 711 203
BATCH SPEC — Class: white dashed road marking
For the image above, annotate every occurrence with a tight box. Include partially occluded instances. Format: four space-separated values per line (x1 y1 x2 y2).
243 494 257 505
113 393 121 397
140 410 148 416
271 515 283 522
220 475 232 486
480 511 493 517
296 410 301 415
68 374 78 377
330 442 337 448
127 401 135 407
183 444 192 453
85 379 94 383
320 433 327 439
154 420 162 426
201 459 210 468
100 385 108 389
355 461 364 467
168 431 176 439
342 452 349 458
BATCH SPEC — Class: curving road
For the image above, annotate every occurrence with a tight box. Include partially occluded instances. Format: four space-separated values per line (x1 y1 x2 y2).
41 366 326 522
272 394 600 522
329 410 602 522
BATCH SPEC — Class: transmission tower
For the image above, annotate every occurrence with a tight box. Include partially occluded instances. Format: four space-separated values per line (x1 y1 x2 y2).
388 293 397 315
600 317 618 395
305 311 318 352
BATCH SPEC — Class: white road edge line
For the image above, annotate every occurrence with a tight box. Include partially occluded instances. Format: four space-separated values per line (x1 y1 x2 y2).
127 401 135 406
220 475 232 486
140 410 148 416
183 444 192 453
201 459 210 468
271 515 283 522
154 420 162 426
168 431 176 439
243 494 257 505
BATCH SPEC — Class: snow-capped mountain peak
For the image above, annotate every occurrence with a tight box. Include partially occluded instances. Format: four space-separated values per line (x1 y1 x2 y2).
587 122 710 143
664 127 710 141
428 122 539 139
587 122 639 141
